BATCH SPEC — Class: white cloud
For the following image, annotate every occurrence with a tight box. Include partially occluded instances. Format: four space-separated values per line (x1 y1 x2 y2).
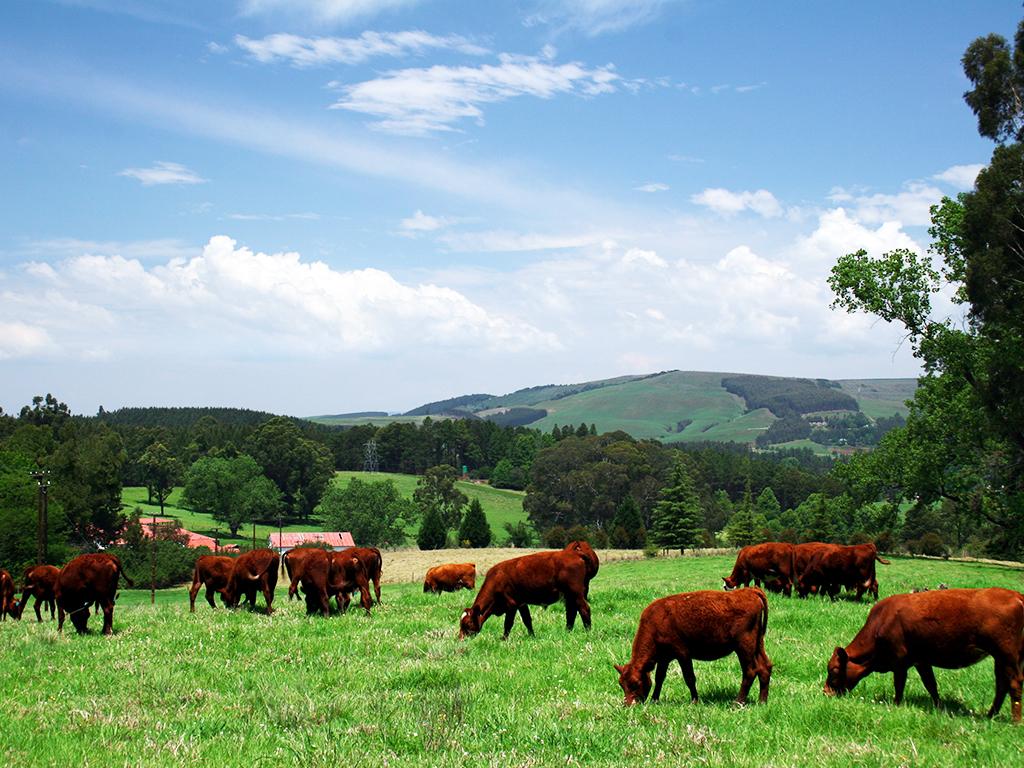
400 210 451 232
439 230 607 253
621 247 666 268
839 182 943 227
526 0 679 36
235 31 487 68
2 236 555 360
933 163 984 190
227 212 320 221
118 161 206 186
239 0 420 25
19 237 199 263
794 207 923 263
331 53 622 135
691 188 783 218
634 182 669 193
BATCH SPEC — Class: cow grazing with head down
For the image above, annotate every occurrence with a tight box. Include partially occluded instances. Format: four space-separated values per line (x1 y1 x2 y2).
458 547 595 640
799 542 889 600
289 549 372 616
615 588 772 706
224 548 279 614
348 546 383 604
424 563 476 594
0 569 17 620
723 542 795 596
188 555 236 612
825 587 1024 722
56 553 133 635
15 564 59 621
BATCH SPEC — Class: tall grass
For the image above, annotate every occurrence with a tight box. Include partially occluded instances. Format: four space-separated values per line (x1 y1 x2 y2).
2 555 1022 766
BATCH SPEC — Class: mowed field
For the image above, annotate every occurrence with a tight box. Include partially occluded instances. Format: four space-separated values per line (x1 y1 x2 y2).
122 472 529 544
3 554 1023 766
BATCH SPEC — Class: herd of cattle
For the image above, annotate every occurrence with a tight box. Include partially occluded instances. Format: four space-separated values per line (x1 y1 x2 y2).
1 539 1022 724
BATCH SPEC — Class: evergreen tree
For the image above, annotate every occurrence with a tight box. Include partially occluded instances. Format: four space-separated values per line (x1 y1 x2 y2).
417 505 449 550
650 460 703 553
610 495 646 548
725 480 760 547
458 497 492 548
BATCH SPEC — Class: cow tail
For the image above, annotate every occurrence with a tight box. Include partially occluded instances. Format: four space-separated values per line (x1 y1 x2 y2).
114 555 135 587
755 587 768 643
875 553 891 565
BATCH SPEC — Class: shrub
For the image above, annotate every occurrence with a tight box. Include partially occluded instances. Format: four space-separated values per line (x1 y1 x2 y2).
919 531 948 558
543 525 568 548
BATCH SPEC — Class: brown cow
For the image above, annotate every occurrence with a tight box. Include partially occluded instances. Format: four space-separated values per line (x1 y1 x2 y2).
799 542 889 600
459 549 593 639
615 588 772 706
424 563 476 593
56 553 133 635
565 540 600 597
723 542 795 596
188 555 236 612
348 547 383 604
283 547 321 601
290 549 371 616
15 564 60 621
223 548 279 614
825 588 1024 722
792 542 838 596
0 569 16 620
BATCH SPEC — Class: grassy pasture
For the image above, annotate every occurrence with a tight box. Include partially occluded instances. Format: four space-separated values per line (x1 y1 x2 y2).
2 554 1023 766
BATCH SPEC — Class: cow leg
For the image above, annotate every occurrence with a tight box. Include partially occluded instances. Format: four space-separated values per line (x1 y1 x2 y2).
102 601 114 636
57 604 65 633
373 576 381 605
47 597 55 619
565 598 578 631
987 655 1021 720
679 657 698 703
518 605 534 635
893 666 908 705
502 608 518 639
205 586 218 609
577 597 592 631
651 659 669 702
34 598 43 622
756 651 773 704
736 655 756 705
262 583 274 615
916 664 941 708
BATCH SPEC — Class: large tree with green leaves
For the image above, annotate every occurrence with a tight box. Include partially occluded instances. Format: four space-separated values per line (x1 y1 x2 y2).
458 497 492 548
318 477 412 547
246 417 334 519
182 454 281 536
413 464 468 532
829 17 1024 557
650 459 704 554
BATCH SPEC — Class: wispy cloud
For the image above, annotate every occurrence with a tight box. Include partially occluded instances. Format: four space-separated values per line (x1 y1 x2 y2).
634 182 669 193
118 161 206 186
226 212 320 221
691 188 783 218
235 30 488 68
331 53 622 135
525 0 680 36
238 0 421 26
439 229 608 253
400 210 452 232
668 153 703 163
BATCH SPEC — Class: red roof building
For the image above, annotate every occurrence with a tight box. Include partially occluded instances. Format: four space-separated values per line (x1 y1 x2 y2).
136 517 222 551
267 531 355 552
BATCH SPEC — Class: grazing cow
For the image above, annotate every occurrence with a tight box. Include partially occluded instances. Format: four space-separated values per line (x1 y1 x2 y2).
348 546 383 604
798 542 889 600
825 588 1024 722
283 547 321 601
458 549 593 639
289 549 371 616
223 548 279 614
15 564 60 621
615 588 772 705
0 569 17 620
565 540 600 597
792 542 838 596
56 553 133 635
723 542 795 596
424 563 476 594
188 555 236 612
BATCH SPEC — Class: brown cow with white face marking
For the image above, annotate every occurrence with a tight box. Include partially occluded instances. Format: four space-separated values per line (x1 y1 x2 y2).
825 588 1024 722
615 588 772 706
424 563 476 594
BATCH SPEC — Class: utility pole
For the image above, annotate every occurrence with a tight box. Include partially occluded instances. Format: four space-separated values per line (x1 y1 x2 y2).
30 470 49 565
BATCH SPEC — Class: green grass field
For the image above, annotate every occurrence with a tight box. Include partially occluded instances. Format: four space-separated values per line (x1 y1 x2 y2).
3 555 1023 766
122 472 528 545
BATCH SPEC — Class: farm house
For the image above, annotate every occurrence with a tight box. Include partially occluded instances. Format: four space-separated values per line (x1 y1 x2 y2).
268 531 355 555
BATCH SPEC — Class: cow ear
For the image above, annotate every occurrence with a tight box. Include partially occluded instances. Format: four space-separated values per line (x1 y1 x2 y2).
614 664 626 674
835 647 848 665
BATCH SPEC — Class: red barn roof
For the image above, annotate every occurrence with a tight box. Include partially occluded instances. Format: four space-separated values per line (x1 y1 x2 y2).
268 531 354 549
133 519 219 550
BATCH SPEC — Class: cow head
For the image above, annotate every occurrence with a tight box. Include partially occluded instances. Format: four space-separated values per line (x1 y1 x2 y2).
8 598 23 620
458 606 481 640
824 646 850 696
722 576 738 591
614 663 651 705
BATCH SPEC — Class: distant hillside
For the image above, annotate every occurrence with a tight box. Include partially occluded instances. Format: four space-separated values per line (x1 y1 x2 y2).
314 371 917 449
99 406 285 429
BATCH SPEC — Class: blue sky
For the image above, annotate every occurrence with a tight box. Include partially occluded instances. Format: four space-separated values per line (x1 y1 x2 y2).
0 1 1016 416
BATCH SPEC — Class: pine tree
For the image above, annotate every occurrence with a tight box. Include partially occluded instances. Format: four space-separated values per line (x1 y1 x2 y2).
417 505 448 550
650 461 704 554
611 495 646 548
725 480 760 547
458 498 492 548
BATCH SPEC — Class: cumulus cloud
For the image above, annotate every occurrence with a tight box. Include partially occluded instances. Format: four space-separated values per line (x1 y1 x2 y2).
830 182 942 227
621 247 666 268
691 188 783 218
0 322 55 359
239 0 420 25
933 163 984 190
634 182 669 193
331 53 622 135
118 161 206 186
235 30 487 68
1 236 556 360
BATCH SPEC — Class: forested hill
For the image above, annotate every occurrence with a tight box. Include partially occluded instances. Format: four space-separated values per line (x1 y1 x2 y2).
97 406 293 429
373 370 918 450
